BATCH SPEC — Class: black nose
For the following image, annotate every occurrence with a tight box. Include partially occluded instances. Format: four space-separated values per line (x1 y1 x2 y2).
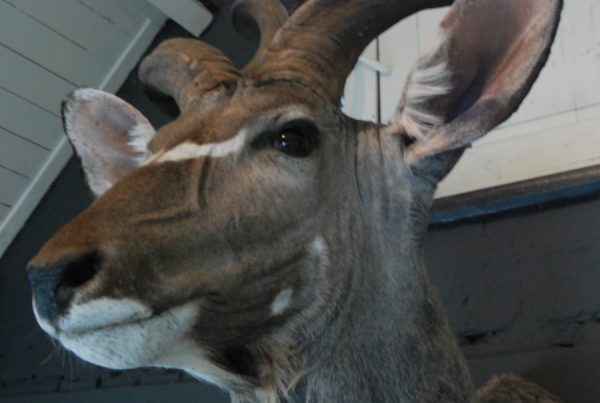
27 251 102 321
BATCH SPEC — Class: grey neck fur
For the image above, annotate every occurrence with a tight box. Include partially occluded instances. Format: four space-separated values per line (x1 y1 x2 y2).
287 125 476 403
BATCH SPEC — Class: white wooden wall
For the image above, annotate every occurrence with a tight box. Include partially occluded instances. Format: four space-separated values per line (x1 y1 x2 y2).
0 0 169 257
344 1 600 198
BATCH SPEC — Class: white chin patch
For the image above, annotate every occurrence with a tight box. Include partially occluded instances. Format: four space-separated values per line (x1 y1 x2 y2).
58 297 152 333
50 298 199 370
33 297 242 388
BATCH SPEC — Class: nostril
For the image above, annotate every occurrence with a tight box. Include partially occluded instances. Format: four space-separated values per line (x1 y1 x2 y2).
28 251 103 320
54 251 102 308
60 251 102 288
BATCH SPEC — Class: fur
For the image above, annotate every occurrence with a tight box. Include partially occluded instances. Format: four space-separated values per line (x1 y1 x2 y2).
28 1 563 402
477 374 562 403
397 33 453 140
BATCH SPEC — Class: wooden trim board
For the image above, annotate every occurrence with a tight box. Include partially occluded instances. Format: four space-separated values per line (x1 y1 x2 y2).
0 9 166 257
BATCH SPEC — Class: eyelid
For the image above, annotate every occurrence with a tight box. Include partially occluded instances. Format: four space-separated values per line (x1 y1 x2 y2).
280 118 318 133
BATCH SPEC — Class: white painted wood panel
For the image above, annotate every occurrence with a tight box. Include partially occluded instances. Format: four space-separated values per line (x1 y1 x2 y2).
9 0 132 65
378 16 419 122
344 42 378 122
0 1 106 86
0 88 62 149
0 204 9 222
78 0 147 35
0 0 169 257
0 167 28 207
0 45 76 115
146 0 212 36
564 0 600 110
0 128 48 178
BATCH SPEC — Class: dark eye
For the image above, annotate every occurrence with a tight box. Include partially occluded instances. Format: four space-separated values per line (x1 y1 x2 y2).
272 131 311 157
271 120 318 157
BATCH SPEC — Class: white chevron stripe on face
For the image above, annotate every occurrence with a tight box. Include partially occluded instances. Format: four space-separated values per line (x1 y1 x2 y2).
154 129 248 164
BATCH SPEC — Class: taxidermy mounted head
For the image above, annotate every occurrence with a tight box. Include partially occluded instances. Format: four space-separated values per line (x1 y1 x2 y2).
28 0 562 402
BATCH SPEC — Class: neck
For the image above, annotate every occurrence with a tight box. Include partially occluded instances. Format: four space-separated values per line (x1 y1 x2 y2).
299 243 476 403
293 125 476 402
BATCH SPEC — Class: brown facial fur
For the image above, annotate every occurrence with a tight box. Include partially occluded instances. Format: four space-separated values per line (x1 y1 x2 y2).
32 81 358 389
28 1 563 401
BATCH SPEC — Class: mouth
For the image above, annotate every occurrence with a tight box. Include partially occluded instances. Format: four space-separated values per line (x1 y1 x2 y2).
32 298 200 369
32 296 153 335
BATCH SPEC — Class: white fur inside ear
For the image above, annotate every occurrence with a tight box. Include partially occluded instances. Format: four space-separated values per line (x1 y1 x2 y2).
62 88 156 196
128 122 155 163
398 32 453 140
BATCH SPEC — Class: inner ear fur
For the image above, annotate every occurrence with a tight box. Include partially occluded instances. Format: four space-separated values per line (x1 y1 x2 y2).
62 88 155 198
394 0 562 164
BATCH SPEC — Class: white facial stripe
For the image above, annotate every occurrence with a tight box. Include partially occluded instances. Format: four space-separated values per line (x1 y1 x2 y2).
58 302 199 370
155 130 248 164
58 297 152 333
270 288 293 316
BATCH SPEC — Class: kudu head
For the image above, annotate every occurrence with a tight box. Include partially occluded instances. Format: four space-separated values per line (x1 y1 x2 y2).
28 0 561 400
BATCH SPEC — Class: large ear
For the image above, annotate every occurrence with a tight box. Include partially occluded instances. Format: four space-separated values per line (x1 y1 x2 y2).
395 0 562 165
62 88 155 197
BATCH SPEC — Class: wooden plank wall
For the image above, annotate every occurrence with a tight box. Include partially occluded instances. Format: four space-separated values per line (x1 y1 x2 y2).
0 0 166 257
345 1 600 198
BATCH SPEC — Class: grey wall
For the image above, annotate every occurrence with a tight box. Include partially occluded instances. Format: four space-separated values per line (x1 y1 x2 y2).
427 200 600 402
1 1 598 402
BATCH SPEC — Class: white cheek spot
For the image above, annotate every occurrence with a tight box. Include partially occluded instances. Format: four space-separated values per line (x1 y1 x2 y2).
309 235 329 276
59 297 152 333
155 129 247 164
270 288 293 316
310 235 327 257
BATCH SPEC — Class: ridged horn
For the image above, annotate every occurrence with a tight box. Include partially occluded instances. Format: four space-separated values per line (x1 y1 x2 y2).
247 0 453 102
231 0 289 75
139 38 241 112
